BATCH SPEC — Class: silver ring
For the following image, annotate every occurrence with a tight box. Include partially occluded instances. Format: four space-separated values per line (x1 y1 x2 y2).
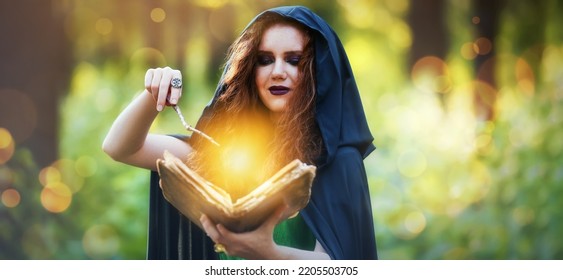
171 77 182 89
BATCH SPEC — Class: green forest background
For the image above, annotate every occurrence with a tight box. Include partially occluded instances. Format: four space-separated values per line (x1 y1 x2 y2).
0 0 562 259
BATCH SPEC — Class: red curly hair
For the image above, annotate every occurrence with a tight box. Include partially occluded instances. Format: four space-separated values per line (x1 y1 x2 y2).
187 13 322 200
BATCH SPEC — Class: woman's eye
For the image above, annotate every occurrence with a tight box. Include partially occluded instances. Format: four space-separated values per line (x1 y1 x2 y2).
257 55 274 66
286 55 301 66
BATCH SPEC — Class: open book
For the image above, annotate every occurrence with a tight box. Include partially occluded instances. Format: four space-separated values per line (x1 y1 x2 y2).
156 151 316 233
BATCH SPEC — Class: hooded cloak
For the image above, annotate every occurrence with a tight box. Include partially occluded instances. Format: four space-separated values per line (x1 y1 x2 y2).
147 6 377 260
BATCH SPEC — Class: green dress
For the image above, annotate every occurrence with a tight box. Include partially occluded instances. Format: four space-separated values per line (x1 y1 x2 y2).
219 214 316 260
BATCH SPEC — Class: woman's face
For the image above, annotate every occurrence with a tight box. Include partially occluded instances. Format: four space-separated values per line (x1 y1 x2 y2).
255 24 306 115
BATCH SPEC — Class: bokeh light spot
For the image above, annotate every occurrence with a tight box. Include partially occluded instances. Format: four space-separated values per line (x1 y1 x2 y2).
193 0 228 8
1 188 21 208
345 38 377 77
385 0 409 13
75 156 98 177
412 56 451 93
0 127 15 164
474 37 492 55
130 47 166 67
397 149 427 178
461 42 478 60
482 121 495 134
70 62 100 98
40 182 72 213
515 58 535 96
39 166 61 186
0 166 15 185
475 133 492 149
389 21 412 50
404 211 426 234
340 0 380 29
472 80 497 107
0 127 12 149
52 158 84 193
95 88 115 113
95 18 113 35
541 45 562 84
472 16 480 24
150 8 166 23
83 224 120 259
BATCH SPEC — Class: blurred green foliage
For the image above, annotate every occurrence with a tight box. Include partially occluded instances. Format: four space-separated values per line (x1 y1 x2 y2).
1 0 562 259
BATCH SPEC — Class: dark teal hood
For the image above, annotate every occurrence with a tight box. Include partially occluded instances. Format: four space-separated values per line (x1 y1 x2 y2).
260 6 375 166
206 6 376 167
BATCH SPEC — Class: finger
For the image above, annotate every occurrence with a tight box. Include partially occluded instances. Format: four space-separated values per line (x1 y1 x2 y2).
200 215 221 242
168 70 182 105
264 204 287 230
150 69 163 111
144 69 154 92
216 224 235 240
157 70 173 110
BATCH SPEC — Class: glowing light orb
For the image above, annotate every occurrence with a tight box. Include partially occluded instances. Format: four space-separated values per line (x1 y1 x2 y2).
224 149 252 173
216 140 268 201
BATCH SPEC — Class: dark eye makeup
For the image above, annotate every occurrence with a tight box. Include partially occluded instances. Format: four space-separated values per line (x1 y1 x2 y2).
256 52 302 66
286 55 301 66
257 54 274 66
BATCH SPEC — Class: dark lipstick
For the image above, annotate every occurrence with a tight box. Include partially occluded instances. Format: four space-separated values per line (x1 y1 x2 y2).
269 86 290 95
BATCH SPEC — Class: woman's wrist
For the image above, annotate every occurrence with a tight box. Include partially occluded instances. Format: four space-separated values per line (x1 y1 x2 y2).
267 244 290 260
141 89 161 112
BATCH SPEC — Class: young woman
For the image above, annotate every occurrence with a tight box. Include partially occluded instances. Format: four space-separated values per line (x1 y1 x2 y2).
103 6 377 260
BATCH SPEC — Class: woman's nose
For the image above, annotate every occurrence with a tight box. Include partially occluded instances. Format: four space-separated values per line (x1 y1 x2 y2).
271 60 287 80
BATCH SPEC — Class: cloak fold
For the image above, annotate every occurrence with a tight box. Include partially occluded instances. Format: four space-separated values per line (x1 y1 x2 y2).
148 170 217 260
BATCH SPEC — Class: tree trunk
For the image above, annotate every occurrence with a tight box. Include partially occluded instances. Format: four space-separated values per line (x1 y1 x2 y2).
0 0 71 168
473 0 502 120
408 0 448 68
